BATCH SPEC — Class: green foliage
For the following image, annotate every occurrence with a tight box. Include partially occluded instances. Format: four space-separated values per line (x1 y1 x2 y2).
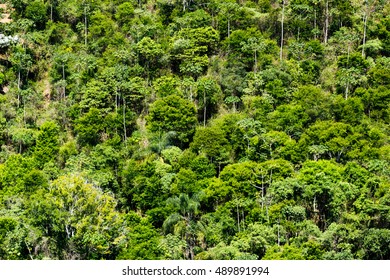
33 121 60 169
191 126 230 164
25 1 48 30
147 94 197 144
74 108 105 146
0 0 389 261
37 174 124 259
117 212 163 260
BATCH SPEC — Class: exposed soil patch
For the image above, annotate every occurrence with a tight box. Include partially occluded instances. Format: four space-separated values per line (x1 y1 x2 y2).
0 4 11 24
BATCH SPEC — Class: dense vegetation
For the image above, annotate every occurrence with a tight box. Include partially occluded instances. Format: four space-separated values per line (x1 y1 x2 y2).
0 0 389 260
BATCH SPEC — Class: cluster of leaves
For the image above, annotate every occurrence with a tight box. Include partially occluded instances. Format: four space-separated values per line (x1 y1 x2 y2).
0 0 389 260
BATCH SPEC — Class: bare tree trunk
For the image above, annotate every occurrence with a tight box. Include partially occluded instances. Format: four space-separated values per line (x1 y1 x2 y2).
115 89 118 113
362 13 368 57
236 200 240 232
228 18 231 38
345 46 350 100
62 64 66 98
203 90 206 127
50 3 53 21
254 50 257 73
17 70 21 108
314 9 317 40
123 97 127 142
23 99 26 126
280 0 285 61
324 0 329 44
84 5 88 47
261 175 265 210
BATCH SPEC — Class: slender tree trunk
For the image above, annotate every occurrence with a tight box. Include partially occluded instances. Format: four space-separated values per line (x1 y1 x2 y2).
280 0 285 61
362 13 368 57
254 50 257 73
236 200 240 232
17 70 21 108
115 89 118 113
203 91 206 127
345 46 350 100
182 0 186 12
228 18 231 38
242 210 245 230
298 27 300 41
123 97 127 142
314 9 317 40
62 64 66 99
324 0 329 44
261 175 265 210
84 5 88 48
23 99 26 126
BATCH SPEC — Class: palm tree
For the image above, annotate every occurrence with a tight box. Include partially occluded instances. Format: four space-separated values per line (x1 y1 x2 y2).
163 193 201 260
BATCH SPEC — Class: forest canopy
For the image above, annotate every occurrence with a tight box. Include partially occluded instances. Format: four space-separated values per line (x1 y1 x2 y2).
0 0 389 260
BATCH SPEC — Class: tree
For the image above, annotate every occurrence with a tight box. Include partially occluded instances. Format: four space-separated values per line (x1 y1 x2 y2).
241 37 267 73
292 86 333 123
190 126 230 165
74 108 105 146
9 45 33 107
299 121 354 162
25 1 48 30
267 104 310 139
33 121 60 169
171 27 219 77
163 193 201 260
280 0 288 61
137 37 164 78
117 212 164 260
195 76 222 126
147 94 197 145
31 174 124 259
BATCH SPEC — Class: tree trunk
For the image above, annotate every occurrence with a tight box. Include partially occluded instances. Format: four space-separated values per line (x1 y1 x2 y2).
362 13 368 57
50 3 53 21
345 46 350 100
23 99 26 126
280 0 285 61
314 9 317 40
115 88 118 113
62 64 66 99
324 0 329 44
84 5 88 47
228 18 231 38
123 97 127 142
236 201 240 232
203 90 206 127
17 70 21 108
254 50 257 73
